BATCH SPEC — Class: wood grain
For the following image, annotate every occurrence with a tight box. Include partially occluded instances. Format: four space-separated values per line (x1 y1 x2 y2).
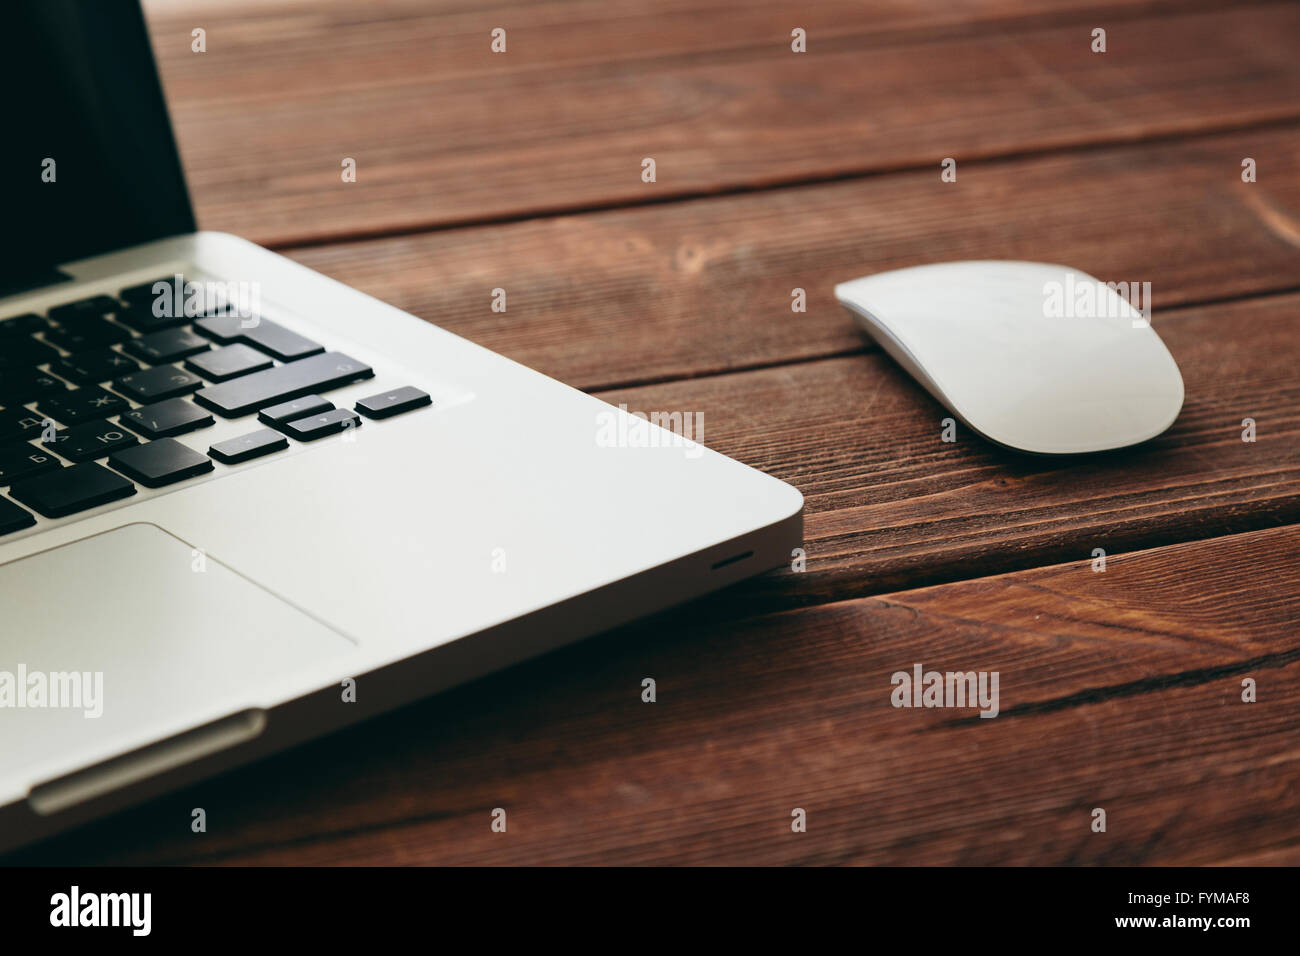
141 1 1300 244
19 523 1299 865
280 125 1300 392
591 291 1300 604
1211 842 1300 866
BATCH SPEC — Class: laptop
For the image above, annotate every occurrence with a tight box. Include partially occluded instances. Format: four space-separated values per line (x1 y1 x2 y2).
0 0 802 854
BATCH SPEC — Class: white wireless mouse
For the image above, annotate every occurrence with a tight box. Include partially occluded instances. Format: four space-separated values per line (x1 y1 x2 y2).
834 261 1185 455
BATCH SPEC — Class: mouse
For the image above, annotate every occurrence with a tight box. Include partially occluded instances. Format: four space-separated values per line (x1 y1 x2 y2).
834 261 1185 455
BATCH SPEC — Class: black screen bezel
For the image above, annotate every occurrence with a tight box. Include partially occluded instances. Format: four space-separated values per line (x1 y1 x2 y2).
3 0 195 294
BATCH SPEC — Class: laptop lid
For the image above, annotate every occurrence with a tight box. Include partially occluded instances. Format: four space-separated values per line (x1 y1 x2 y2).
1 0 194 298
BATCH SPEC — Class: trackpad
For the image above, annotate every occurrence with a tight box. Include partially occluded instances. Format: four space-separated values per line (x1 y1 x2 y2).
0 523 354 801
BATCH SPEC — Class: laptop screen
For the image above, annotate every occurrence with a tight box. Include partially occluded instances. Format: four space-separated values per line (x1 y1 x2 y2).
1 0 194 296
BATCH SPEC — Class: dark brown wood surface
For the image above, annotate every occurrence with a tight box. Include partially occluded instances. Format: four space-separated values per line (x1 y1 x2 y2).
20 0 1299 865
281 125 1300 391
150 0 1300 246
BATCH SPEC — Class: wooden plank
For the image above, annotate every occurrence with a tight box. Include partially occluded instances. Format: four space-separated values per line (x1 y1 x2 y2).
1211 843 1300 866
142 2 1300 244
21 523 1300 865
281 125 1300 392
592 290 1300 603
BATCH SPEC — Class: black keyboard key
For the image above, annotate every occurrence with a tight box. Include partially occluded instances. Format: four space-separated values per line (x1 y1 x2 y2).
0 496 36 536
0 368 66 405
47 295 121 326
0 442 61 485
45 317 131 353
0 408 48 445
186 343 273 382
0 314 47 338
115 304 190 334
194 314 324 362
50 348 142 384
208 429 289 464
0 338 60 368
258 395 334 427
195 352 374 418
108 438 214 488
114 365 203 403
355 386 432 420
119 275 186 313
39 386 129 425
282 407 362 441
120 397 214 439
124 327 211 364
43 418 139 463
9 461 135 517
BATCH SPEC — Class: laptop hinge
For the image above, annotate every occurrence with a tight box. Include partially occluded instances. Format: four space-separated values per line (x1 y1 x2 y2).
0 267 73 300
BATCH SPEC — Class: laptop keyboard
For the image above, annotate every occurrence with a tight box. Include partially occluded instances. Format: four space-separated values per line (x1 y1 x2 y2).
0 277 432 534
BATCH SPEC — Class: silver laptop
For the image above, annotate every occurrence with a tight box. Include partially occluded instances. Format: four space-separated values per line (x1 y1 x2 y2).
0 0 802 853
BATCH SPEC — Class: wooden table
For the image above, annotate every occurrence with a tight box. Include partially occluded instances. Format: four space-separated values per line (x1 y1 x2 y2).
26 0 1300 865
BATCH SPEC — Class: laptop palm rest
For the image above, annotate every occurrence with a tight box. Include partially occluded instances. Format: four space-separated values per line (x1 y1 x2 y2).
0 522 355 810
